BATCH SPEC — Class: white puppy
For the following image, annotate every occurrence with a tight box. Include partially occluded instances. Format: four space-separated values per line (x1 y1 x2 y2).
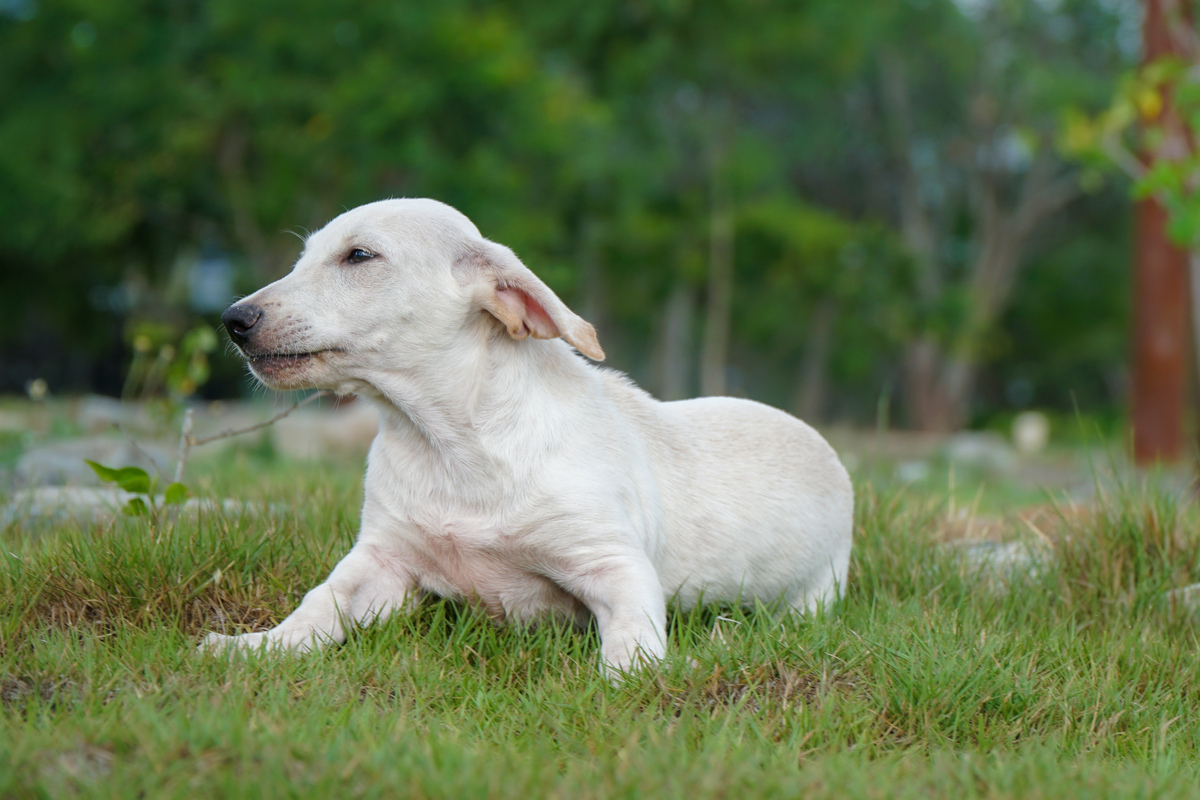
207 198 853 673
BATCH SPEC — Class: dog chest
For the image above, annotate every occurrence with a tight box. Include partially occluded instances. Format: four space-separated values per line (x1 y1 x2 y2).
394 518 586 624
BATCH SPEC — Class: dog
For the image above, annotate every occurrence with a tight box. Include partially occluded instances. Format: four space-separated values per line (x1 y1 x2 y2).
206 198 854 674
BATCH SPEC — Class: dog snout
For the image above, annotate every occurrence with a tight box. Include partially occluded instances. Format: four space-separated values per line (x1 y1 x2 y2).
221 303 263 347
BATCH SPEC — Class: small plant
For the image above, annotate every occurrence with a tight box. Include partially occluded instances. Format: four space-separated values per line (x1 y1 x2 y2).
85 460 189 518
122 322 219 403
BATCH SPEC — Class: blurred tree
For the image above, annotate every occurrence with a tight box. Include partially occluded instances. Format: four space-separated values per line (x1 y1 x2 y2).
1064 0 1199 462
989 191 1132 417
807 0 1134 429
0 0 1137 428
734 196 914 419
197 1 605 278
0 0 601 394
511 0 886 401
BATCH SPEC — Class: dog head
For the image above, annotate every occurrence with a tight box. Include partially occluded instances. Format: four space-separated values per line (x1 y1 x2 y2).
221 198 604 393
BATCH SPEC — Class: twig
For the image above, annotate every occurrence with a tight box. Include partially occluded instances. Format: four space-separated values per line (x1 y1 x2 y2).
186 390 332 448
174 408 194 484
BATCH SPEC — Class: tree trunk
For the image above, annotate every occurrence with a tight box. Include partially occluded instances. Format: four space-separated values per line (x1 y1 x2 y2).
878 51 941 304
577 216 606 337
216 128 277 281
793 297 838 422
1132 197 1189 462
1131 0 1194 464
658 281 695 401
879 50 1081 432
1192 253 1200 490
902 337 965 432
1191 252 1200 397
700 146 734 397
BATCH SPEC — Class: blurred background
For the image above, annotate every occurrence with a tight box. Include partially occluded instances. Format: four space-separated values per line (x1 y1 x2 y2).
2 0 1198 483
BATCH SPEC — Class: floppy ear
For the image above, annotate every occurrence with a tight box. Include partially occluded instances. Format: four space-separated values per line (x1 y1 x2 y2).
456 241 605 361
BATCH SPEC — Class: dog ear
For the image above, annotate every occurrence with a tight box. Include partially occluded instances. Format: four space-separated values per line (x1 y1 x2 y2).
456 241 605 361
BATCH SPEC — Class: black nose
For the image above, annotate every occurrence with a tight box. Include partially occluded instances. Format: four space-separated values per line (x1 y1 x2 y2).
221 303 263 347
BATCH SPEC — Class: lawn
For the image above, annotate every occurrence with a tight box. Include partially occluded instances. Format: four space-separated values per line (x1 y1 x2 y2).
3 441 1200 798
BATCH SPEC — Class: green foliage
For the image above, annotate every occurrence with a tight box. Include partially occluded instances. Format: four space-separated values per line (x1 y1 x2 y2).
122 322 218 401
989 191 1131 414
84 460 151 493
85 459 189 518
736 198 914 341
163 481 189 507
123 496 149 517
1064 55 1200 250
1 0 1136 421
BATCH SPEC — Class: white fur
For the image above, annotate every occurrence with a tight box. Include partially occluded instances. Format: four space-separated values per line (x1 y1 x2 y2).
203 198 854 674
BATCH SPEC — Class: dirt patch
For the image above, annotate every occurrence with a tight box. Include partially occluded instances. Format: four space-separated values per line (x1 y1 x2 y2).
41 743 115 786
655 662 860 715
1 675 80 715
11 589 283 648
935 503 1095 544
191 599 281 636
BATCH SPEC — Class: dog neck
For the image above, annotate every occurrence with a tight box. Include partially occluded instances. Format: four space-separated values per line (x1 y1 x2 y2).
362 332 591 485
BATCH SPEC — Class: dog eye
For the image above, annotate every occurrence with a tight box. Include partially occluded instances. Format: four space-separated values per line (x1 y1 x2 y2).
345 247 375 264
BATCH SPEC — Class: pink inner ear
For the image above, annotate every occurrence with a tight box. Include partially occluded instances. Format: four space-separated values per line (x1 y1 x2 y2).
496 286 560 340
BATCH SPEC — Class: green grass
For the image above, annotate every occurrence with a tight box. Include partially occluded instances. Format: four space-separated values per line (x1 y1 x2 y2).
3 449 1200 798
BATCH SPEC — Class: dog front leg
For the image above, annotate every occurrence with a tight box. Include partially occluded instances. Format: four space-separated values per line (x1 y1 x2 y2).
202 542 415 653
559 552 668 676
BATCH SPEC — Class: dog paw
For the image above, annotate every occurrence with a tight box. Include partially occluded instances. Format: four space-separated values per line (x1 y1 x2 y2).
198 630 267 654
199 629 323 655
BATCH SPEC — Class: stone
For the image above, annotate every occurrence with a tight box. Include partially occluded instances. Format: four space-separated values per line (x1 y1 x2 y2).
943 539 1053 594
942 431 1017 473
1 485 279 529
896 460 930 482
1012 411 1050 456
0 409 31 433
187 401 265 442
75 395 155 435
16 437 174 487
271 402 378 460
1163 583 1200 614
0 486 136 527
184 398 378 460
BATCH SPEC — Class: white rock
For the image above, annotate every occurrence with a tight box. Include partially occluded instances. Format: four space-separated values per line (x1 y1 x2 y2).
1 486 135 527
271 402 378 460
943 539 1053 594
0 409 31 433
76 395 154 435
942 432 1017 473
16 438 173 486
1012 411 1050 456
1 486 278 528
896 460 930 482
1163 583 1200 613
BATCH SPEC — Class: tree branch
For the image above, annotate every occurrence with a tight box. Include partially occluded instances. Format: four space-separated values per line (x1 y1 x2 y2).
878 50 941 300
171 390 333 483
187 390 332 447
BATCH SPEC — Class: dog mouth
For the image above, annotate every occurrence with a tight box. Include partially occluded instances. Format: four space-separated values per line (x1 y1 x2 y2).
244 349 342 372
249 351 314 366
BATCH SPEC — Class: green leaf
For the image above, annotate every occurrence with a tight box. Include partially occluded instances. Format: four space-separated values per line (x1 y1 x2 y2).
123 497 149 517
164 482 189 506
114 467 151 494
85 460 121 484
88 460 152 493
